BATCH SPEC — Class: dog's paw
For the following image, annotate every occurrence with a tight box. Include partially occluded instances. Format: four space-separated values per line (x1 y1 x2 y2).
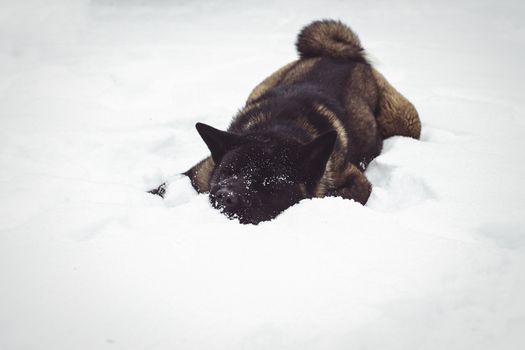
148 183 167 198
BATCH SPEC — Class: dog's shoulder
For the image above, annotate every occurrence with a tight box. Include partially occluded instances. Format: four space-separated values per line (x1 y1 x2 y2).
246 58 322 105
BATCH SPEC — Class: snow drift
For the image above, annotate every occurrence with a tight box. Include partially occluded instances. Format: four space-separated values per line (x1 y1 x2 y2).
1 0 524 349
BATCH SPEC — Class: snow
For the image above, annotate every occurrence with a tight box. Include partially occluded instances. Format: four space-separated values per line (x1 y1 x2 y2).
1 0 525 349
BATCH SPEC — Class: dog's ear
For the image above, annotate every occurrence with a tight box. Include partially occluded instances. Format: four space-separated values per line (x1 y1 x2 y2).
195 123 245 163
299 130 337 185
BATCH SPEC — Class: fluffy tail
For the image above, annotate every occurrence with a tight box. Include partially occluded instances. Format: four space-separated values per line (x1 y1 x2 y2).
296 19 365 60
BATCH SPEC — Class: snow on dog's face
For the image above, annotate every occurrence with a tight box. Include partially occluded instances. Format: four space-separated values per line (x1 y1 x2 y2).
196 123 336 224
208 145 303 224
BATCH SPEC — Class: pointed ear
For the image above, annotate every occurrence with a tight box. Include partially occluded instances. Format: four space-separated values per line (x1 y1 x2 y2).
195 122 245 163
300 130 337 184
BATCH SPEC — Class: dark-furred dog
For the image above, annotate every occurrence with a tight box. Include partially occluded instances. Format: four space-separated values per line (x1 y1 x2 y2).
151 20 421 224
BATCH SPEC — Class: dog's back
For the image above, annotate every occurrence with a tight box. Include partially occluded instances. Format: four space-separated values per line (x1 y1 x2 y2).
236 20 382 171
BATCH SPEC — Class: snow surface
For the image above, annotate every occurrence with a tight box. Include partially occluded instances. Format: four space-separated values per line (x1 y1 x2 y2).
1 0 525 349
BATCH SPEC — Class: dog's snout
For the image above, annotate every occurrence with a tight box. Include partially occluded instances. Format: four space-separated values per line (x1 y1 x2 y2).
213 187 241 210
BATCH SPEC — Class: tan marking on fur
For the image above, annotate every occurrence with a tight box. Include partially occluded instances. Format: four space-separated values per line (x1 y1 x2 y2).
314 103 348 149
235 101 264 131
241 112 271 131
372 68 421 139
281 58 320 85
190 157 215 193
241 101 261 115
294 118 319 139
247 61 298 103
314 158 335 197
246 58 320 105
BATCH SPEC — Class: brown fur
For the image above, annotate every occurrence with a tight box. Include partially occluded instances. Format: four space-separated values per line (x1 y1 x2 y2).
296 19 365 60
372 69 421 139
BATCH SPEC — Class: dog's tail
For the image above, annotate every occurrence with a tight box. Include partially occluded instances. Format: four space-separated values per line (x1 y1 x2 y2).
296 19 366 61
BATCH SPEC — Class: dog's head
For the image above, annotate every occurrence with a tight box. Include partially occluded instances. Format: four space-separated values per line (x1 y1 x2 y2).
195 123 336 224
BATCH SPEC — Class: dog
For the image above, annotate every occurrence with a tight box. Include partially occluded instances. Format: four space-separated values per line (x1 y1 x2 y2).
151 20 421 224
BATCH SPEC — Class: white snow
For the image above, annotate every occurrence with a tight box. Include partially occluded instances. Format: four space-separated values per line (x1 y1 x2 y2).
1 0 525 349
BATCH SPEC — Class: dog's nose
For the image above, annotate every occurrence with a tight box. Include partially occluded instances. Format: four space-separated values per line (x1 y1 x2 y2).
214 188 241 210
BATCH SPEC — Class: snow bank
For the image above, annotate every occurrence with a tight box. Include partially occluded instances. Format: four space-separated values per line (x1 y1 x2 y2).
1 0 524 349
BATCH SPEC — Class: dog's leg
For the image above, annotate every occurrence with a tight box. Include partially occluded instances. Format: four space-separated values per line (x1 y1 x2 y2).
324 164 372 205
372 68 421 140
147 157 214 199
183 156 215 193
148 182 167 198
